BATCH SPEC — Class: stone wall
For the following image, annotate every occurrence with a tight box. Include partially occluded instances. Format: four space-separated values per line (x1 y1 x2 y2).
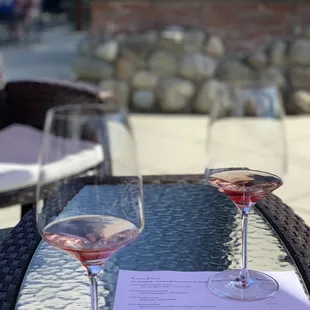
72 23 310 114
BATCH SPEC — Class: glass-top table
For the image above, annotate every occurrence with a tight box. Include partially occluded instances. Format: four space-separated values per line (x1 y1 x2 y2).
0 175 308 309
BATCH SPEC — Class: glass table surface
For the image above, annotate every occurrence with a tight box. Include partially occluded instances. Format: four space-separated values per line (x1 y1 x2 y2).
15 183 307 309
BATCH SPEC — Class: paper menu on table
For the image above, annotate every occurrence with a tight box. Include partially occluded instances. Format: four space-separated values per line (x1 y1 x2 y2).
113 270 309 309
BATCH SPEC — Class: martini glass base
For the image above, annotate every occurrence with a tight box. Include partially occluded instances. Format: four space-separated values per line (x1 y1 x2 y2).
208 269 279 301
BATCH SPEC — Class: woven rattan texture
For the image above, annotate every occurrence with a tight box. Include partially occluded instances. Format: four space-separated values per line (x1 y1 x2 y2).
256 194 310 293
0 210 40 310
4 79 102 129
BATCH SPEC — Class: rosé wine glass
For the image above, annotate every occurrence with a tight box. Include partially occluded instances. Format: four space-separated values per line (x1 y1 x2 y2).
36 104 144 310
206 81 286 301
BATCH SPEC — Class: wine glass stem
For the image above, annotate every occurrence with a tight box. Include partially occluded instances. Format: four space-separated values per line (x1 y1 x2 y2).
239 207 251 286
87 266 100 310
241 209 248 270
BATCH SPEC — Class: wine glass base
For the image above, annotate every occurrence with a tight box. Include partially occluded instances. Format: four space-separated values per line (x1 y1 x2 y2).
208 269 279 301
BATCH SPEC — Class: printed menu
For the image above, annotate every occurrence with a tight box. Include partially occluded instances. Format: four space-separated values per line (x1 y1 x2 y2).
113 270 309 309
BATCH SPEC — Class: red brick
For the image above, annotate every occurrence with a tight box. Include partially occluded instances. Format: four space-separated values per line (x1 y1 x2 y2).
91 1 111 11
264 3 299 13
90 1 310 51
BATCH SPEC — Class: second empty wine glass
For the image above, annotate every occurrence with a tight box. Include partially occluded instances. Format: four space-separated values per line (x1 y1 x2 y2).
206 81 286 301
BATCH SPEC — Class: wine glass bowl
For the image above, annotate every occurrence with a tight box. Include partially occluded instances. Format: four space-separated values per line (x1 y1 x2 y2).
208 168 283 210
36 104 143 310
206 82 286 301
206 81 286 178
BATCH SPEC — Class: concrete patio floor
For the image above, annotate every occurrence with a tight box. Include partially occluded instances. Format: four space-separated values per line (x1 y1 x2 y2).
132 114 310 225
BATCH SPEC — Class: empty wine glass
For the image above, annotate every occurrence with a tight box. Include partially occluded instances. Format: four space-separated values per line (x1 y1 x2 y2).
205 81 286 301
36 104 144 310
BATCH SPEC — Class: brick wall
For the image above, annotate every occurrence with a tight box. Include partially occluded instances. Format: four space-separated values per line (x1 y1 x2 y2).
90 1 310 52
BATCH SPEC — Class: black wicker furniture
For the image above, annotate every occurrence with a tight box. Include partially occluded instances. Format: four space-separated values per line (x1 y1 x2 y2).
0 79 110 216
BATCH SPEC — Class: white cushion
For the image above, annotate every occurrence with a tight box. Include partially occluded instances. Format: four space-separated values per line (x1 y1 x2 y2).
0 124 103 193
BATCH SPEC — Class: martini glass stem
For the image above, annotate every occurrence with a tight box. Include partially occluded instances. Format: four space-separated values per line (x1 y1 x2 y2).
87 265 101 310
238 206 251 287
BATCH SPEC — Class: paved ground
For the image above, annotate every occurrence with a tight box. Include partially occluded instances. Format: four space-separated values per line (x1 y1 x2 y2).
132 115 310 227
1 26 310 229
1 25 82 80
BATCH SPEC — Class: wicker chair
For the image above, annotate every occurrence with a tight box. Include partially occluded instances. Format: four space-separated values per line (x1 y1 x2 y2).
0 79 111 217
0 79 104 129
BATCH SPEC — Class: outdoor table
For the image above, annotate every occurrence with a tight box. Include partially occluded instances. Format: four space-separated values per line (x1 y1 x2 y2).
0 174 309 309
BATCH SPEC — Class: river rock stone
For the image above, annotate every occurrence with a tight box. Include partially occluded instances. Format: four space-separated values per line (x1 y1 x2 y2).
290 39 310 65
217 60 254 81
302 26 310 39
120 36 153 69
132 71 158 89
95 40 119 62
71 57 114 81
179 53 217 81
99 79 130 106
137 30 159 45
269 40 287 67
162 25 184 42
116 57 135 80
161 25 184 50
260 67 286 88
194 79 231 113
293 25 303 36
183 29 205 52
148 50 178 75
204 35 225 58
247 51 267 70
290 67 310 88
291 90 310 113
156 77 195 112
132 89 155 110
